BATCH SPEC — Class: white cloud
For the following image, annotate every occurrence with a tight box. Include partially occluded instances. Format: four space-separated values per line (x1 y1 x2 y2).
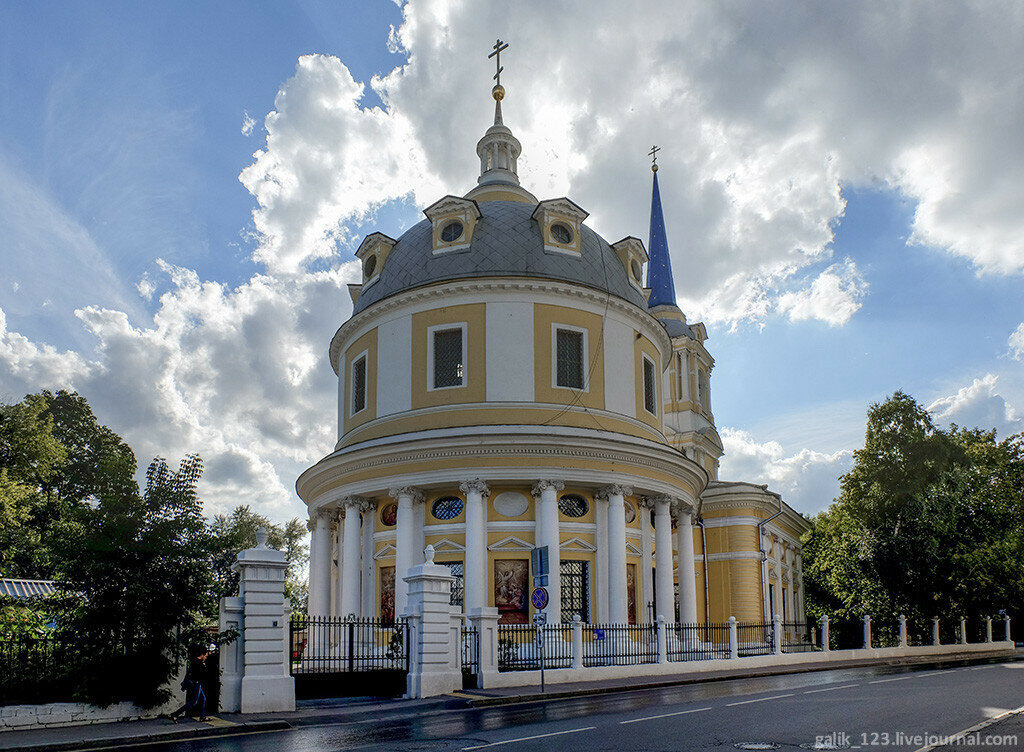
719 427 853 515
241 111 255 136
776 259 868 327
1009 323 1024 361
928 374 1022 438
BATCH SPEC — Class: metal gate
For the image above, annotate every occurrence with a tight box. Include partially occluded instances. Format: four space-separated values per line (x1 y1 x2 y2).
290 615 408 699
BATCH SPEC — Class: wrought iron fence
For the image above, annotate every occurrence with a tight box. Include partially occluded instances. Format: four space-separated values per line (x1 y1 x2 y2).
872 622 900 648
667 622 731 661
461 624 479 682
968 619 989 644
290 615 407 674
496 623 573 672
780 620 817 652
735 622 774 656
938 619 960 646
827 619 865 650
0 635 78 706
583 623 658 667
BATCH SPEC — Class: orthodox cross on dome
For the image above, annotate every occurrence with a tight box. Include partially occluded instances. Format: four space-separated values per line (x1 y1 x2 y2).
649 144 660 172
489 38 508 89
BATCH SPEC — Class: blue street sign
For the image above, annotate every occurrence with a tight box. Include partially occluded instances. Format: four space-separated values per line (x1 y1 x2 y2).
531 587 549 611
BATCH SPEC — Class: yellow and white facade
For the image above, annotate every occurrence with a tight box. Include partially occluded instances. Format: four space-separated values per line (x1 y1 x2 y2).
297 80 810 627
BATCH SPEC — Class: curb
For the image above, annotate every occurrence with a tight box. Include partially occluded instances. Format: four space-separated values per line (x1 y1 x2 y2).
463 650 1020 707
11 720 292 752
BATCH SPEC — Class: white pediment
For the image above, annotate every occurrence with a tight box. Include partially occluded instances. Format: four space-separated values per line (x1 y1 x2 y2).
487 535 534 552
432 538 466 553
560 536 597 553
625 540 643 557
373 543 397 560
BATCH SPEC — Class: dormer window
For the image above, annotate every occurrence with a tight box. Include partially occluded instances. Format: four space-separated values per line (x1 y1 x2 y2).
533 198 589 256
362 255 377 278
611 237 649 291
550 222 573 245
355 232 397 292
424 196 481 254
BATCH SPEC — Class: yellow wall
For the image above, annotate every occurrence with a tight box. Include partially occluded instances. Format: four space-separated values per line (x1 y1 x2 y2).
533 303 605 409
411 303 486 409
342 327 378 435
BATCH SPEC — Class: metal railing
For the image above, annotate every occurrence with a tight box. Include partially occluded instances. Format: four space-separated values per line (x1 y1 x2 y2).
461 624 479 676
736 622 774 656
0 635 78 706
290 616 407 675
583 623 658 667
496 623 572 672
667 622 731 661
780 620 817 652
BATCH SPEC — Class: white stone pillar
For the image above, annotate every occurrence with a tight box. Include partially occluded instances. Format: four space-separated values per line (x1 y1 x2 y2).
332 511 344 616
460 479 490 614
391 486 424 619
218 596 244 712
656 614 668 664
898 614 908 648
599 484 631 625
340 496 369 618
960 617 968 644
863 615 872 649
571 615 584 669
728 616 739 659
533 480 564 622
821 615 830 652
986 616 993 643
595 492 610 622
932 617 941 646
772 612 782 655
1004 615 1012 642
467 606 500 687
653 496 675 623
308 509 333 616
403 545 461 698
674 501 699 625
639 498 655 623
235 528 295 712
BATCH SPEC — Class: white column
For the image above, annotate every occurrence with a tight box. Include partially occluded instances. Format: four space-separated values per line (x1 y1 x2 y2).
340 496 368 618
599 484 631 624
796 554 805 621
653 496 674 622
772 538 783 622
595 492 610 622
533 480 564 622
361 508 375 618
639 497 655 623
308 509 333 616
332 511 344 616
674 501 698 625
391 486 424 618
460 479 490 614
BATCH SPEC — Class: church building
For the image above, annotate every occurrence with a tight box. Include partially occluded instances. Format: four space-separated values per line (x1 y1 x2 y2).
297 52 810 629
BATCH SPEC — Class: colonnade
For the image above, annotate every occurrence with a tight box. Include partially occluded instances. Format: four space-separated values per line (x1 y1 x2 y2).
307 480 700 625
762 531 805 622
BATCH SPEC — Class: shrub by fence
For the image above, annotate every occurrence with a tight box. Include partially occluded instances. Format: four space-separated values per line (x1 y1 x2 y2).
1 635 78 706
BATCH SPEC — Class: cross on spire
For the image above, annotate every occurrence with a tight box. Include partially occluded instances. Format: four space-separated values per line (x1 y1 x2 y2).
489 39 508 86
649 145 660 172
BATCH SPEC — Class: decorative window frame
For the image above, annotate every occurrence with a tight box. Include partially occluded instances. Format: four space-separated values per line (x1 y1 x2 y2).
551 323 589 392
532 197 589 256
610 236 649 292
426 322 469 391
641 352 658 416
423 195 482 255
355 232 397 292
350 349 369 417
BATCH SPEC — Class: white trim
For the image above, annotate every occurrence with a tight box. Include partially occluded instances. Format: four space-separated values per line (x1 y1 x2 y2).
349 349 369 418
431 537 466 553
361 272 380 291
373 543 397 560
641 351 658 416
625 540 643 557
487 535 535 551
560 536 597 553
551 323 589 392
427 322 468 391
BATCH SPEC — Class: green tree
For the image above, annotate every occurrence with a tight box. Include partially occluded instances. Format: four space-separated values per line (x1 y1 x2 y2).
210 505 308 613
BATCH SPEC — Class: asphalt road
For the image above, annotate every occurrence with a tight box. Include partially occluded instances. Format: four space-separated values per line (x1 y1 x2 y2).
110 659 1024 752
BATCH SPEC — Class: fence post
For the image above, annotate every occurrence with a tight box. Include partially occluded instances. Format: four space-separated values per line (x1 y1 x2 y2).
985 617 993 643
218 596 244 712
862 615 872 649
728 616 738 660
655 614 667 664
1005 615 1012 643
897 614 907 648
960 618 967 645
572 615 584 669
772 613 782 655
403 545 461 698
466 606 499 688
932 618 940 646
821 615 830 653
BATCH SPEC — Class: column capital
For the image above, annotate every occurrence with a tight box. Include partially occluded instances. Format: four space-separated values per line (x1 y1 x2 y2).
389 486 425 504
459 478 491 498
531 479 564 496
595 484 633 501
637 495 656 510
670 497 695 518
307 507 333 531
341 495 372 513
650 494 674 511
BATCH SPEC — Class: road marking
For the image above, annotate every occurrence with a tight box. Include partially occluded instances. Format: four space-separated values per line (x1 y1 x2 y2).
726 693 794 707
918 669 955 677
913 704 1024 752
620 706 712 724
462 726 597 750
803 683 860 694
969 664 995 670
868 675 914 684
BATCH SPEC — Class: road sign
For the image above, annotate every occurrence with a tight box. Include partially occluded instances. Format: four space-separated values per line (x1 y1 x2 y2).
531 586 549 611
594 628 606 640
531 546 549 577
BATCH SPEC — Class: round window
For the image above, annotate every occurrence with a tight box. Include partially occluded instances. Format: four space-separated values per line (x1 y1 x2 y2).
363 254 377 278
558 493 588 518
624 501 636 524
431 496 464 520
440 221 464 243
630 258 642 281
380 503 397 527
550 222 573 245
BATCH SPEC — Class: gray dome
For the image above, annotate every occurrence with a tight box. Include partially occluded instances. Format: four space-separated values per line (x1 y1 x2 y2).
353 201 647 314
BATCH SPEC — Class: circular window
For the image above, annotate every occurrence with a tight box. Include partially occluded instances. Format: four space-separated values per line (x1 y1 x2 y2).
630 258 642 281
363 254 377 278
550 222 573 245
431 496 464 520
440 221 464 243
624 501 636 524
380 503 397 527
493 491 529 518
558 493 588 518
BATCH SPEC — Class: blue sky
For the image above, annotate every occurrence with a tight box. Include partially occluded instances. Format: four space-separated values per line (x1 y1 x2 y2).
1 1 1021 519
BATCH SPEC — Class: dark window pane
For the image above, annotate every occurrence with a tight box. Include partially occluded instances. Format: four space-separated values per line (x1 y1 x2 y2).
434 328 463 388
443 561 464 607
352 357 366 413
556 329 584 389
560 559 590 622
643 358 656 414
431 496 464 520
558 493 588 518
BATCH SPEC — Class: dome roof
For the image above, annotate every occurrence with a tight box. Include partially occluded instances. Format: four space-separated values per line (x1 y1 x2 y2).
353 201 648 314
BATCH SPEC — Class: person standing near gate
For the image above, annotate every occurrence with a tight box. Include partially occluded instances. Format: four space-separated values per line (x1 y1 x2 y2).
169 650 208 722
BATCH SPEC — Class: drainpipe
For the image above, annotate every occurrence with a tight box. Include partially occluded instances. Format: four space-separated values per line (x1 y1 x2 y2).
696 514 710 630
757 493 784 622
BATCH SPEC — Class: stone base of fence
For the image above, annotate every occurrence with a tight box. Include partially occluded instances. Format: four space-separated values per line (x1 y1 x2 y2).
476 639 1015 690
0 694 182 733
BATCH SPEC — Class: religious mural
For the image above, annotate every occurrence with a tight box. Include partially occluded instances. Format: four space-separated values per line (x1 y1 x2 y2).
627 562 637 624
494 559 528 623
380 566 395 623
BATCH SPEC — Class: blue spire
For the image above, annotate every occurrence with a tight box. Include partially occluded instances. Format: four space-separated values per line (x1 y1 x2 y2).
646 169 677 308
